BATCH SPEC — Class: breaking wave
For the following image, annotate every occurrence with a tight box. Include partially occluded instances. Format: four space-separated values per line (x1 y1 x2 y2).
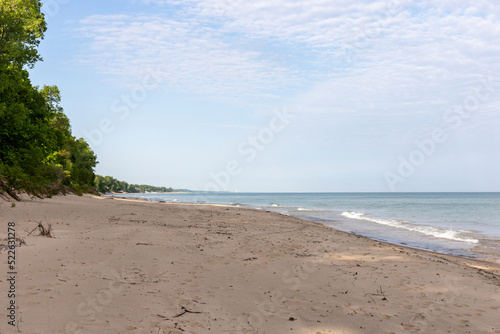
341 211 478 244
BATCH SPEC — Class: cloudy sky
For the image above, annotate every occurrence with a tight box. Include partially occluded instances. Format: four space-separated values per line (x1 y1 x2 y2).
30 0 500 192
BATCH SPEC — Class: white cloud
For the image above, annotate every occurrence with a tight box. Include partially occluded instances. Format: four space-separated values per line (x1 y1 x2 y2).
66 0 500 191
77 14 298 103
78 0 500 123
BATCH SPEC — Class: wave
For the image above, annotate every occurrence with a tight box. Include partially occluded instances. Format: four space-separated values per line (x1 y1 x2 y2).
341 211 479 244
297 207 313 211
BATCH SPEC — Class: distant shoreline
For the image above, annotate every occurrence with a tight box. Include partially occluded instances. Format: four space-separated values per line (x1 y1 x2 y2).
106 191 189 195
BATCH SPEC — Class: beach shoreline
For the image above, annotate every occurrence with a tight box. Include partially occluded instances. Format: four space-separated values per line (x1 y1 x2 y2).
1 194 499 333
108 193 500 266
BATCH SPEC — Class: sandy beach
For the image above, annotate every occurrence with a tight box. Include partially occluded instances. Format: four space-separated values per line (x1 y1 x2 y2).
1 194 500 334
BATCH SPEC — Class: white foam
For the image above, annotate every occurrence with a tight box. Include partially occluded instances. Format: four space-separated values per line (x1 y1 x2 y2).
297 207 313 211
341 211 479 244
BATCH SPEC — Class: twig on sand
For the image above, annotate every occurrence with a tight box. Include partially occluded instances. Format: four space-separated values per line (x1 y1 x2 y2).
190 299 206 304
156 305 204 321
136 241 153 246
27 225 39 236
364 286 388 304
173 306 202 318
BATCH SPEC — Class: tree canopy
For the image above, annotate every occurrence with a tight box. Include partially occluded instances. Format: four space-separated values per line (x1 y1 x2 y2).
0 0 98 200
0 0 46 68
94 175 176 194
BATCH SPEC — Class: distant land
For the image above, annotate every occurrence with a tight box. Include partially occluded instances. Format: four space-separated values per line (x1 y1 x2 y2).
94 175 189 194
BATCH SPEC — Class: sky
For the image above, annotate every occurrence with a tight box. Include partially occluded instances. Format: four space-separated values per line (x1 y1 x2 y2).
29 0 500 192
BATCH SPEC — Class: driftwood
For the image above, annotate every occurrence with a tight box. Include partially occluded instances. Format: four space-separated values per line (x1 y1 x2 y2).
173 306 202 318
364 286 388 304
136 241 152 246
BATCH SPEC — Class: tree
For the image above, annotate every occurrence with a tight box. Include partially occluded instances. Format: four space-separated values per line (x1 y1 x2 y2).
41 85 71 140
68 138 97 190
0 0 50 199
0 67 61 198
0 0 46 68
93 175 178 194
0 0 99 200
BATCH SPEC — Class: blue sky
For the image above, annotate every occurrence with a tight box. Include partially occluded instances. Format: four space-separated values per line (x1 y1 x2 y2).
29 0 500 192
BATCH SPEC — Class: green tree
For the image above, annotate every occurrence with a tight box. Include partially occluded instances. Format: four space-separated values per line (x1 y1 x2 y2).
93 175 178 194
0 0 99 200
0 0 46 69
39 85 72 185
38 85 97 193
68 138 97 190
94 175 104 193
0 67 61 198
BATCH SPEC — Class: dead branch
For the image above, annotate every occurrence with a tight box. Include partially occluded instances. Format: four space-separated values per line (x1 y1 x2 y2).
173 306 202 318
136 241 153 246
364 285 388 304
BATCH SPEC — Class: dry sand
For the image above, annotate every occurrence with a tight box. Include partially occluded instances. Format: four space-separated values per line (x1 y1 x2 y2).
1 194 499 334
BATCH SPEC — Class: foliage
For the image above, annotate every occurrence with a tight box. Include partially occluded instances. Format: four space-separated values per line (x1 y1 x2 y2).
0 66 60 198
0 1 98 200
94 175 176 194
0 67 98 198
0 0 47 69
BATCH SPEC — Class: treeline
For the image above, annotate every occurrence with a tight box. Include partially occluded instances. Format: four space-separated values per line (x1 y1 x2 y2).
94 175 177 194
0 0 97 200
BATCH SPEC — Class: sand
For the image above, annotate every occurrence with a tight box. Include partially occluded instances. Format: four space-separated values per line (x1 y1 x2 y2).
1 194 499 334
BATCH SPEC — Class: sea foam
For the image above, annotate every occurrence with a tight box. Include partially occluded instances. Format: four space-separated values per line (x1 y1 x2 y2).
341 211 479 244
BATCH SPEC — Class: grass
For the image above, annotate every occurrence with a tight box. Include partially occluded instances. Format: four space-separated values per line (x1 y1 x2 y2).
28 221 54 238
